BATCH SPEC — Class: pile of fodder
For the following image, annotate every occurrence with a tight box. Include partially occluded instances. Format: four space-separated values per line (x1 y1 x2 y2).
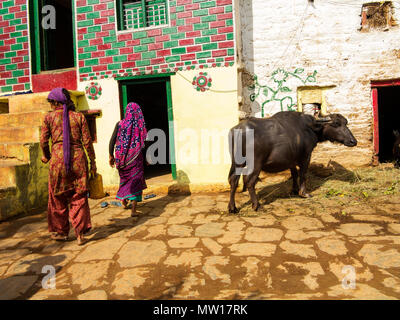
312 163 400 201
234 162 400 214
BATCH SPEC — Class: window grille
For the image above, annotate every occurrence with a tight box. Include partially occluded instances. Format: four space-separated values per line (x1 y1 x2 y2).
120 0 169 31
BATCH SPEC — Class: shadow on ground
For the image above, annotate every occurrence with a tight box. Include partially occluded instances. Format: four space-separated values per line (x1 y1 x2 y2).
86 191 191 242
238 161 358 211
0 254 68 300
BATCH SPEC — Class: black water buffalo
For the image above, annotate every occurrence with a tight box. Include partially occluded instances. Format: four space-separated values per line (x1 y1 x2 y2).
228 111 357 213
393 130 400 168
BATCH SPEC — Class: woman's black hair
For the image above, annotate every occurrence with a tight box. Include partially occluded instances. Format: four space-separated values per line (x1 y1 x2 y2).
62 88 76 111
47 88 76 111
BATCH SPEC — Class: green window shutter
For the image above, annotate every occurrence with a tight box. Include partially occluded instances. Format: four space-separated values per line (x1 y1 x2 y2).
147 0 168 27
124 1 144 30
121 0 168 30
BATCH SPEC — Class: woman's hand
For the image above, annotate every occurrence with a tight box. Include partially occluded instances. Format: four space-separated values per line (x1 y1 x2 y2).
41 156 50 164
109 155 115 168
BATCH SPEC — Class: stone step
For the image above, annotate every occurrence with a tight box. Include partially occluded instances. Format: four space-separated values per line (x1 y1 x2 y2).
7 90 85 114
0 142 32 162
8 92 52 113
0 159 29 189
0 184 18 220
0 126 40 144
0 185 17 197
0 111 47 128
0 143 48 221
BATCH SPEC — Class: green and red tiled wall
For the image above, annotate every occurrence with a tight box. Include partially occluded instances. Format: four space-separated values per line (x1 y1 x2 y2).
77 0 235 81
0 0 30 93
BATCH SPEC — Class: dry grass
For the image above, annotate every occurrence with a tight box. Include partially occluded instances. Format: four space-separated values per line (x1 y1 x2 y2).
236 162 400 215
312 163 400 200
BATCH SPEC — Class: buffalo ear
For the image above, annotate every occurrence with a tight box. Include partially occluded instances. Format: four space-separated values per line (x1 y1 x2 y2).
302 113 325 133
309 117 325 133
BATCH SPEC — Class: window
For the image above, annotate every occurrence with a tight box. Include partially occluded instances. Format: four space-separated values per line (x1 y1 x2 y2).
81 110 101 143
360 2 395 32
117 0 169 31
0 100 9 114
296 86 336 117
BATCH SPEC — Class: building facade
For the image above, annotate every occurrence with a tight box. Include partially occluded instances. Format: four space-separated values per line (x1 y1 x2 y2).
0 0 240 220
1 0 400 219
238 0 400 167
73 0 239 186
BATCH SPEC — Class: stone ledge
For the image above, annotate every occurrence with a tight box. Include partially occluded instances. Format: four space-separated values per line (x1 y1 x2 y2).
103 182 233 197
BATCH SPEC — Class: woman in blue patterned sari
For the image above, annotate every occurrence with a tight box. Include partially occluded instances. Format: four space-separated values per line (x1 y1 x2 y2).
109 102 147 216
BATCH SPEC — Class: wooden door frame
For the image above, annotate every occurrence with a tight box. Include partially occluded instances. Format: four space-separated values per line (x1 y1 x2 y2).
29 0 76 74
371 79 400 164
118 74 177 180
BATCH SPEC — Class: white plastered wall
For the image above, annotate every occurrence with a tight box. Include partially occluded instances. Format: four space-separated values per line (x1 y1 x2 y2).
239 0 400 166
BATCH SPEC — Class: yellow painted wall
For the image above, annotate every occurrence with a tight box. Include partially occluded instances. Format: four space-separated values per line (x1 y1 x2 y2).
171 66 238 184
297 86 336 116
79 65 239 187
77 79 121 187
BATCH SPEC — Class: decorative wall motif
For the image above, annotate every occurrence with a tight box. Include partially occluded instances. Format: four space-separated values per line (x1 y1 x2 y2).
85 82 102 100
192 72 212 92
248 68 318 116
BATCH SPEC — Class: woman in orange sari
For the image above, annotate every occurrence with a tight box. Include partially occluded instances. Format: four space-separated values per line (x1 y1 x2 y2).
40 88 96 245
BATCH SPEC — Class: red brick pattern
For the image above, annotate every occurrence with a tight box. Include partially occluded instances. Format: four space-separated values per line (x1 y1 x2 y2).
77 0 236 81
0 0 30 93
0 0 236 93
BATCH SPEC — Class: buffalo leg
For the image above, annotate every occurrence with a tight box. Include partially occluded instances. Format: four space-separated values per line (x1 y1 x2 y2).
299 157 312 198
290 167 299 195
228 166 240 213
245 166 262 211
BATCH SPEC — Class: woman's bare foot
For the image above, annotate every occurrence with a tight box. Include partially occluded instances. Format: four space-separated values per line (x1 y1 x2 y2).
122 199 129 209
77 234 87 246
130 200 138 217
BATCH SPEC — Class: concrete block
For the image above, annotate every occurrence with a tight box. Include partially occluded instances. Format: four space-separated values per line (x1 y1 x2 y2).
0 111 47 128
0 127 41 143
0 143 31 162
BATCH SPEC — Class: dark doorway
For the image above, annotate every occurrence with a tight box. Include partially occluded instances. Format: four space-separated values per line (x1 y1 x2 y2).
29 0 75 73
377 86 400 163
120 77 176 180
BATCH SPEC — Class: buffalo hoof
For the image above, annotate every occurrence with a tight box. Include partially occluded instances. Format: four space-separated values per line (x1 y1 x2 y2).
299 193 312 198
228 205 239 214
252 203 260 211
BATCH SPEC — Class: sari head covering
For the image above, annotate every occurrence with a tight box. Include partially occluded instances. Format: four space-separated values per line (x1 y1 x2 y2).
47 88 75 173
115 102 147 169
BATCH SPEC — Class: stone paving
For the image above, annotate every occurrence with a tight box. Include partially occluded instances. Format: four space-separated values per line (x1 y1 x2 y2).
0 189 400 300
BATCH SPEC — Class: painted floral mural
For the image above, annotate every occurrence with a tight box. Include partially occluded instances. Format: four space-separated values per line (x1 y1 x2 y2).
248 68 318 117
